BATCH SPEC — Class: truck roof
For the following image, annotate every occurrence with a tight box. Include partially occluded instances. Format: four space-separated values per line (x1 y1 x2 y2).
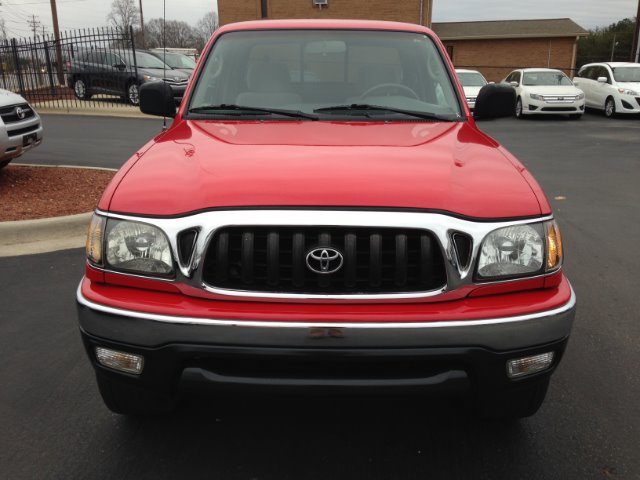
218 19 434 35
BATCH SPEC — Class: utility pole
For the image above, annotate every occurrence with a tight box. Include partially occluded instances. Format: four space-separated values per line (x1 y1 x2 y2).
28 14 41 39
610 33 618 62
139 0 145 48
49 0 64 84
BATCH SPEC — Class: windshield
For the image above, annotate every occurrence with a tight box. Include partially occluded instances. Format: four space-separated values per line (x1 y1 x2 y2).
522 71 573 86
189 30 462 120
122 51 168 69
457 72 487 87
161 52 196 69
612 67 640 82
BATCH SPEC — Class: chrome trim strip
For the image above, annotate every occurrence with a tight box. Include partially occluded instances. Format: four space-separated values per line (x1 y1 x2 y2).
76 282 576 329
93 209 554 301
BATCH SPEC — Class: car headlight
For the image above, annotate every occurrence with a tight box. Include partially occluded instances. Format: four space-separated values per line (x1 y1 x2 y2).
104 219 174 277
618 88 638 96
576 92 585 100
529 93 545 101
143 74 161 82
477 221 563 281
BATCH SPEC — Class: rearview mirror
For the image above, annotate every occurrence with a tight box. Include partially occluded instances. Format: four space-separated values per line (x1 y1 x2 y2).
139 82 176 118
473 84 516 120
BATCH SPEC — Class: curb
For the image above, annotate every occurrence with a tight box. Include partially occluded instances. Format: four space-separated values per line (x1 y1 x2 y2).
0 212 91 257
38 109 156 120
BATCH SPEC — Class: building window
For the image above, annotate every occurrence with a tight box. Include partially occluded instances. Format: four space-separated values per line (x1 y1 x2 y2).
446 45 454 61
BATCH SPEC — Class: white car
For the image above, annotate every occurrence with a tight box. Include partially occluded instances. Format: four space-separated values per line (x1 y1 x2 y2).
573 62 640 118
502 68 585 119
0 89 43 169
455 69 488 110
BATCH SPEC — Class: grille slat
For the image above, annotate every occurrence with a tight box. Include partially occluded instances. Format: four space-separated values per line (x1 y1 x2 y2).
203 227 446 294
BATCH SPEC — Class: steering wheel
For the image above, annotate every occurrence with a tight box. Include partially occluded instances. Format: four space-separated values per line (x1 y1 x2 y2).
360 83 419 100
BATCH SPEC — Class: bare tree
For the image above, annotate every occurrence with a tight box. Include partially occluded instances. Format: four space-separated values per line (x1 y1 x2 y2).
144 18 199 49
0 17 8 41
107 0 140 33
197 11 218 40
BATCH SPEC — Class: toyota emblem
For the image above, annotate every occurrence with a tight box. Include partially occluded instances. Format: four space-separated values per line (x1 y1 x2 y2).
15 107 26 120
306 247 344 274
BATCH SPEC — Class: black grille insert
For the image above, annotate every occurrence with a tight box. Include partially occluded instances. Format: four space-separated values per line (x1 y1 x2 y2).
203 226 447 294
0 104 35 124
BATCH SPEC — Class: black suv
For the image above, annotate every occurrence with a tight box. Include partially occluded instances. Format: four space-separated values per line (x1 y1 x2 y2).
67 49 190 105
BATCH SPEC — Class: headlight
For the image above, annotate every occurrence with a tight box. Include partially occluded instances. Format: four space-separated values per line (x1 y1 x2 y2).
618 88 638 96
105 219 174 277
143 74 160 82
477 221 563 281
529 93 545 101
576 92 585 100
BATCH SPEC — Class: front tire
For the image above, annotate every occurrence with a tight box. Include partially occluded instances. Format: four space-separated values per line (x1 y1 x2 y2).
95 371 178 415
604 97 616 118
73 78 92 100
515 97 523 118
126 81 140 106
476 376 550 419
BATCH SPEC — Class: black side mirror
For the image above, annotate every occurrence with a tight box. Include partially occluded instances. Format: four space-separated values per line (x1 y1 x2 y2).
474 84 516 120
139 82 176 118
113 62 126 71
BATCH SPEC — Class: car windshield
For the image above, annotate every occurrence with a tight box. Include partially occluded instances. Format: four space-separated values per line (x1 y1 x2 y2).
457 72 487 87
188 30 462 120
122 51 169 69
612 66 640 82
161 52 196 69
522 71 573 86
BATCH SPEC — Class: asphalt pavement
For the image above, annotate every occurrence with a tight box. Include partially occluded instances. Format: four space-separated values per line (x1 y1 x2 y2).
1 112 639 479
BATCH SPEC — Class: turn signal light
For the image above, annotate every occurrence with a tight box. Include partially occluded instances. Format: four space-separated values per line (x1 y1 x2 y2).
95 347 144 375
86 214 105 266
507 352 554 378
546 221 563 271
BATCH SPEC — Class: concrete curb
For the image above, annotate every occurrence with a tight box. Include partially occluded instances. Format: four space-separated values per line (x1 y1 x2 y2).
0 212 91 257
38 108 156 120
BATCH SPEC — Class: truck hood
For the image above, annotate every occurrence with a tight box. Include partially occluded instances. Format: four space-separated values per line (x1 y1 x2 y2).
106 119 544 219
0 88 27 106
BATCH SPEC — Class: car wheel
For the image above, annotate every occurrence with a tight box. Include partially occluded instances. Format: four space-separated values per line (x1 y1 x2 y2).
476 376 550 419
126 82 140 106
95 371 178 415
604 97 616 118
515 97 523 118
73 78 91 100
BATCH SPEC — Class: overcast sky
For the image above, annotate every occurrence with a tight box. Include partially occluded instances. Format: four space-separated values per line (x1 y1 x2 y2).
1 0 638 38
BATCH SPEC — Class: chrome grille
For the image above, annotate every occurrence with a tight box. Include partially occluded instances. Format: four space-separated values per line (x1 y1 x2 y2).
0 103 34 124
202 226 447 294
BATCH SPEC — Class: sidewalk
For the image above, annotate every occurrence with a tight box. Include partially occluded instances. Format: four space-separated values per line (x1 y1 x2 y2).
33 100 154 119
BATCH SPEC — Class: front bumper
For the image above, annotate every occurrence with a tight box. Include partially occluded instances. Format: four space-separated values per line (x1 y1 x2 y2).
0 115 43 162
77 279 575 394
523 98 585 115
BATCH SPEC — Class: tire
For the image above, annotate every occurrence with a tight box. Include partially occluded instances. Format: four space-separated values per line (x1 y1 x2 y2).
126 81 140 106
95 371 178 415
569 114 582 120
476 376 550 419
604 97 616 118
73 78 92 100
515 97 523 118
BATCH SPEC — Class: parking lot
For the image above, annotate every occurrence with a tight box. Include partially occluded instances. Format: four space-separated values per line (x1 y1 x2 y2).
1 111 639 479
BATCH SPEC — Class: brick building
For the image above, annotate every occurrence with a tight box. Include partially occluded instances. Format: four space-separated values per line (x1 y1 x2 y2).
217 2 588 82
218 0 433 28
433 19 589 82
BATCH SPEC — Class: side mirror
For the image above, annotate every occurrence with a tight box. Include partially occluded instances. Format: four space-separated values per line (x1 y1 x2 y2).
509 81 519 87
113 62 126 71
139 82 176 118
597 76 608 83
473 84 516 120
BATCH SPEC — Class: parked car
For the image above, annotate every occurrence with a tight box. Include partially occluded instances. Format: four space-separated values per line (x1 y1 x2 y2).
573 62 640 117
67 49 190 105
502 68 585 119
77 20 575 419
148 50 196 74
455 68 488 110
0 89 43 169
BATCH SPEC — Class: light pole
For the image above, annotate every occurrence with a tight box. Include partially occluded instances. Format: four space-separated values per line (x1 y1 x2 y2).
610 33 619 61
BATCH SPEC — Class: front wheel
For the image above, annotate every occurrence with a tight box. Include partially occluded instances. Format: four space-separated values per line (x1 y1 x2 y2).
73 78 92 100
126 82 140 106
515 97 523 118
476 376 550 419
604 97 616 118
95 371 178 415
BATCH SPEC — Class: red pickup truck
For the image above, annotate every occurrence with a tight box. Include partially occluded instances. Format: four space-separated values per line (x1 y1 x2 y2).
77 19 575 418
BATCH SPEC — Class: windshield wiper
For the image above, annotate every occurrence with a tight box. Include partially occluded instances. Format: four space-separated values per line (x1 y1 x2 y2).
314 104 456 121
188 104 318 120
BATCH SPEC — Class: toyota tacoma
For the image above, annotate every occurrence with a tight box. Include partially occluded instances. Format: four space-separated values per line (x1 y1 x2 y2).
77 20 576 418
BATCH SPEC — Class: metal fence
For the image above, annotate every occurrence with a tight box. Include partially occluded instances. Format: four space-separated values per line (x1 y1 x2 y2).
0 27 138 110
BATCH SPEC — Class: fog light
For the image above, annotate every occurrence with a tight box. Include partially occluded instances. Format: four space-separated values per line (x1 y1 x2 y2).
507 352 554 378
95 347 144 375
